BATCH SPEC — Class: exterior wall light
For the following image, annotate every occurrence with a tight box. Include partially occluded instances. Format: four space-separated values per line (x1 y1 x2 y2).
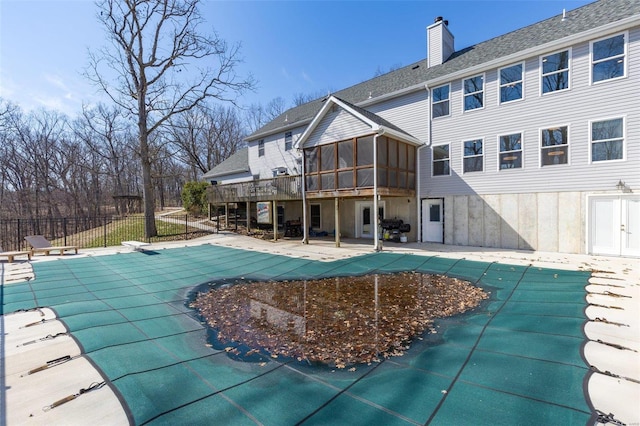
616 180 632 193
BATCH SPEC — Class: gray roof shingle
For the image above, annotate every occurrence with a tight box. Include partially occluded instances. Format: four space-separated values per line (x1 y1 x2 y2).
201 147 249 180
247 0 640 140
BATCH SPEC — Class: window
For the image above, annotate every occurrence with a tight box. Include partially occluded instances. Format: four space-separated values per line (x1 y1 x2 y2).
432 144 450 176
591 118 624 162
285 131 292 151
498 133 522 170
540 126 568 166
258 139 265 157
499 63 523 103
463 75 484 111
463 139 483 173
592 33 626 83
432 84 450 118
541 50 569 94
310 204 321 229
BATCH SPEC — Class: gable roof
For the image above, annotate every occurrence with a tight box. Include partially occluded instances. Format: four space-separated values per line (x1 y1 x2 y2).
247 0 640 141
201 147 249 180
298 96 421 149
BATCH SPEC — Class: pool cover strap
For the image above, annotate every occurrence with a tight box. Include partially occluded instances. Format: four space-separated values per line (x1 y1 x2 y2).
42 381 106 412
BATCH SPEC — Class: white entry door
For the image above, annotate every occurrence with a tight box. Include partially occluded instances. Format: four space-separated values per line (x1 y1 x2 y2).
422 199 444 243
589 195 640 257
356 201 384 239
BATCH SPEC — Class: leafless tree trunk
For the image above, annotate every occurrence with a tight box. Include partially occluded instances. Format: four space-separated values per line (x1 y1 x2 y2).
169 103 245 179
244 97 287 134
74 104 139 215
86 0 255 238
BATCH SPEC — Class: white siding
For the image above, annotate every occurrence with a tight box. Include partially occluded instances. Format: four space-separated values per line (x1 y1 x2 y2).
420 26 640 197
248 126 304 178
305 107 371 147
211 172 253 185
367 89 430 142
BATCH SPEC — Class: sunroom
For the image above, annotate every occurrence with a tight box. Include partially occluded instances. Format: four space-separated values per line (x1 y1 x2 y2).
298 96 422 250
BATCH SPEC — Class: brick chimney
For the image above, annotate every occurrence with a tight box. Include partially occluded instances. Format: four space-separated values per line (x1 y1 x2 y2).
427 17 454 68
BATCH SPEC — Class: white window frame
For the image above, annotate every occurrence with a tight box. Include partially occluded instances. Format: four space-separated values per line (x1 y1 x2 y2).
540 48 571 95
462 138 484 174
432 143 451 177
499 62 524 104
589 116 626 163
310 203 322 229
285 131 293 151
590 32 627 85
432 84 451 119
258 139 265 157
498 132 523 171
539 125 569 168
463 74 485 112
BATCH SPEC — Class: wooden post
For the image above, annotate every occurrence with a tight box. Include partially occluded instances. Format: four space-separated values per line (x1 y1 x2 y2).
246 201 251 233
335 197 340 247
273 200 278 241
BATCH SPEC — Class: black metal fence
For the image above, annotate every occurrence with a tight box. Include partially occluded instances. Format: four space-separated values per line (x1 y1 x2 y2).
0 215 215 252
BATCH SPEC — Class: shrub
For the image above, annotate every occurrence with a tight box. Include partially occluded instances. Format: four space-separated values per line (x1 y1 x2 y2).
181 181 209 216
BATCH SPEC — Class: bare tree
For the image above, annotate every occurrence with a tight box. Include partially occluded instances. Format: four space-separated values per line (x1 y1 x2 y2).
292 91 326 107
74 104 139 214
86 0 255 238
169 103 245 180
244 96 288 134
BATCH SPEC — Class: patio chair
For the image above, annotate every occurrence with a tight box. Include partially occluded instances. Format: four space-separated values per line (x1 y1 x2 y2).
24 235 78 256
0 246 32 263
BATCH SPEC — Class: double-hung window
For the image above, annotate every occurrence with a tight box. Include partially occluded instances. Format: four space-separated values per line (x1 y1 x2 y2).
463 75 484 111
591 33 626 83
498 133 523 170
540 126 568 166
432 144 450 176
432 84 450 118
463 139 483 173
284 131 292 151
258 139 265 157
499 63 523 103
541 50 570 94
591 118 624 162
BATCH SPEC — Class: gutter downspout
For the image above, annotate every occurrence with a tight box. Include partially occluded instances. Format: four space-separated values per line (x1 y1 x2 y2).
417 83 431 242
301 148 308 244
373 132 380 252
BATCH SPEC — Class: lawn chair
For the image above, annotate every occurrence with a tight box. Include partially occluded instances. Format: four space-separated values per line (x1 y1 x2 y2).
0 246 32 263
24 235 78 256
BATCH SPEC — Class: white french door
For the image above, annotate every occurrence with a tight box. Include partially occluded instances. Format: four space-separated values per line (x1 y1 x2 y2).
589 195 640 257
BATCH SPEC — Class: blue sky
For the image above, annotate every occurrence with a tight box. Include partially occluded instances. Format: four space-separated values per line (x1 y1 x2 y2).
0 0 593 116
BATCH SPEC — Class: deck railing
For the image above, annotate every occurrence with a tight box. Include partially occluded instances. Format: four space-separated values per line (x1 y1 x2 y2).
207 175 302 204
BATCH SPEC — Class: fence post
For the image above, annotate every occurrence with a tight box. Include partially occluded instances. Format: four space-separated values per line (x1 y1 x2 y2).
103 216 107 247
63 217 68 246
185 215 188 240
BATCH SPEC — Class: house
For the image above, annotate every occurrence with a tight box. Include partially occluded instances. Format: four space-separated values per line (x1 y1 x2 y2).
204 0 640 257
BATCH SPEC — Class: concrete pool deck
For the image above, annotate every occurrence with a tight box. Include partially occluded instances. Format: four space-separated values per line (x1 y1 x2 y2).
1 232 638 425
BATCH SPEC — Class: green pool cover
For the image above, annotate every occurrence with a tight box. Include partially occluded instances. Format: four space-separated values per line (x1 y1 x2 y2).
2 245 594 425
